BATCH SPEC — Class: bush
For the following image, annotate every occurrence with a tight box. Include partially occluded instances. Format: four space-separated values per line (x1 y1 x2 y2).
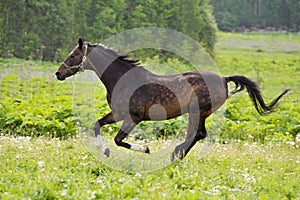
0 73 76 138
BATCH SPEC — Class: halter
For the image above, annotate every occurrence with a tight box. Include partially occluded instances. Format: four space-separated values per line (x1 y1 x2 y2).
62 44 88 72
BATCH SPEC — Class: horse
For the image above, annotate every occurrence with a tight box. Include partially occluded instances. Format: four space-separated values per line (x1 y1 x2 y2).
55 38 289 160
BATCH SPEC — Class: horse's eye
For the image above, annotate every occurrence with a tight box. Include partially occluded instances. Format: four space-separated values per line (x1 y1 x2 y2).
70 55 75 58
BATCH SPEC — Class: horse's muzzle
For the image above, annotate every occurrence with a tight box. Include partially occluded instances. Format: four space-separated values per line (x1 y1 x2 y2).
55 71 65 81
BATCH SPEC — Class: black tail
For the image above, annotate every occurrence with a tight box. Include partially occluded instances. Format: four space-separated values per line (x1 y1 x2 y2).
225 76 290 115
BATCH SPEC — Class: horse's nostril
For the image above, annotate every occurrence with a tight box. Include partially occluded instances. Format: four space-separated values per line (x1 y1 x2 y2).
55 71 60 77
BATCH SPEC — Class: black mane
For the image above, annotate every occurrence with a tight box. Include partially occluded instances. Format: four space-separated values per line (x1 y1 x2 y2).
89 43 140 66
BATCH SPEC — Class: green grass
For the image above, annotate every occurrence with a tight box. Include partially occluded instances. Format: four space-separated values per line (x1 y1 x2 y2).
0 136 299 199
217 31 300 44
1 32 300 199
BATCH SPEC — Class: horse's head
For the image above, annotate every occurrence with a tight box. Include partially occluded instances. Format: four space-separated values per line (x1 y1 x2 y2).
55 38 88 81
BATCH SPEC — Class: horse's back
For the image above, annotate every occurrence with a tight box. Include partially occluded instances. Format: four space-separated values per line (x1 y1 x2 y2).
142 70 228 118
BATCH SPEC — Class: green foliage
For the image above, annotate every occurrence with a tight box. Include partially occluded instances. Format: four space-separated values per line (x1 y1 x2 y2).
0 0 217 60
211 0 300 31
0 0 73 60
167 0 217 55
214 32 300 143
0 137 299 199
0 60 76 138
218 12 238 32
221 95 299 143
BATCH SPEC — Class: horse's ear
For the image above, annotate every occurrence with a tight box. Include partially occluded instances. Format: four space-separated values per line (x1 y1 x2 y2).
78 38 85 49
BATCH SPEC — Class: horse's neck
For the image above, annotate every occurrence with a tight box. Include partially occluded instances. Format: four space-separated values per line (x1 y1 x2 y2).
100 60 137 92
86 47 130 92
87 45 153 93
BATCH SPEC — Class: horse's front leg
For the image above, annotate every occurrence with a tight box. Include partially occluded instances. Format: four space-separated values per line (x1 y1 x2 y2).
114 118 150 154
94 112 119 157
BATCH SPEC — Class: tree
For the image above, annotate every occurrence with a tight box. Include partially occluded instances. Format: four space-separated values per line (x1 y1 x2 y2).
0 0 218 60
211 0 300 31
0 0 75 60
169 0 217 55
86 0 126 42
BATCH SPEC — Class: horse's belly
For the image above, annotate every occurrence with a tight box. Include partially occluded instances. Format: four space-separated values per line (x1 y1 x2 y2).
143 100 187 121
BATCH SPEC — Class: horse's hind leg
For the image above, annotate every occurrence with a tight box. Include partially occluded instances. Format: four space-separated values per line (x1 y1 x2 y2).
94 112 118 157
172 112 207 161
114 117 150 154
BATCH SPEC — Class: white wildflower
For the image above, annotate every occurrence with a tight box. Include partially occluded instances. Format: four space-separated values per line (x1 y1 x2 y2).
91 191 97 199
37 161 45 168
61 189 68 196
295 134 300 147
81 155 88 160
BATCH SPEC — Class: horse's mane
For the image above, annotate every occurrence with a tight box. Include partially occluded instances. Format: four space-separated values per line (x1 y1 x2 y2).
89 43 140 66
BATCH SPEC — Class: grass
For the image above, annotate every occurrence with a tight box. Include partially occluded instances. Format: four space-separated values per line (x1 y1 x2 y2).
217 31 300 45
0 136 299 199
1 31 300 199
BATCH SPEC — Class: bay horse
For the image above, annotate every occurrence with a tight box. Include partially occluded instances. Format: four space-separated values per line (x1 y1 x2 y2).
55 38 289 160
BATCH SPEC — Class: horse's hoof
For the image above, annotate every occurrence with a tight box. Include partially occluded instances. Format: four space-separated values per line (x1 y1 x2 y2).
171 152 179 162
171 152 175 162
144 145 150 154
171 150 184 162
103 148 110 157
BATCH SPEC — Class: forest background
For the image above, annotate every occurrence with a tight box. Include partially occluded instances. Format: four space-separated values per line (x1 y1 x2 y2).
1 0 300 61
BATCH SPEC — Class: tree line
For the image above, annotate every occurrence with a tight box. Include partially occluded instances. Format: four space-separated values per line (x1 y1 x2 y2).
0 0 216 61
211 0 300 32
1 0 299 62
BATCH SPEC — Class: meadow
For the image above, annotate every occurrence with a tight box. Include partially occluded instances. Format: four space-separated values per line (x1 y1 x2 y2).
0 32 300 199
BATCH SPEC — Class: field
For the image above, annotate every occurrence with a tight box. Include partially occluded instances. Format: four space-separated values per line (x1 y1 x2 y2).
1 137 299 199
1 32 300 199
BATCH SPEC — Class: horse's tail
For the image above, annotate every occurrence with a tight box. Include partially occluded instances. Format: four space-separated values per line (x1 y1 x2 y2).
225 75 290 115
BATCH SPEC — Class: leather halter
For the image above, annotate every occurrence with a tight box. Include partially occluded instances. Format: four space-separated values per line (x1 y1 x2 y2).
62 44 88 72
